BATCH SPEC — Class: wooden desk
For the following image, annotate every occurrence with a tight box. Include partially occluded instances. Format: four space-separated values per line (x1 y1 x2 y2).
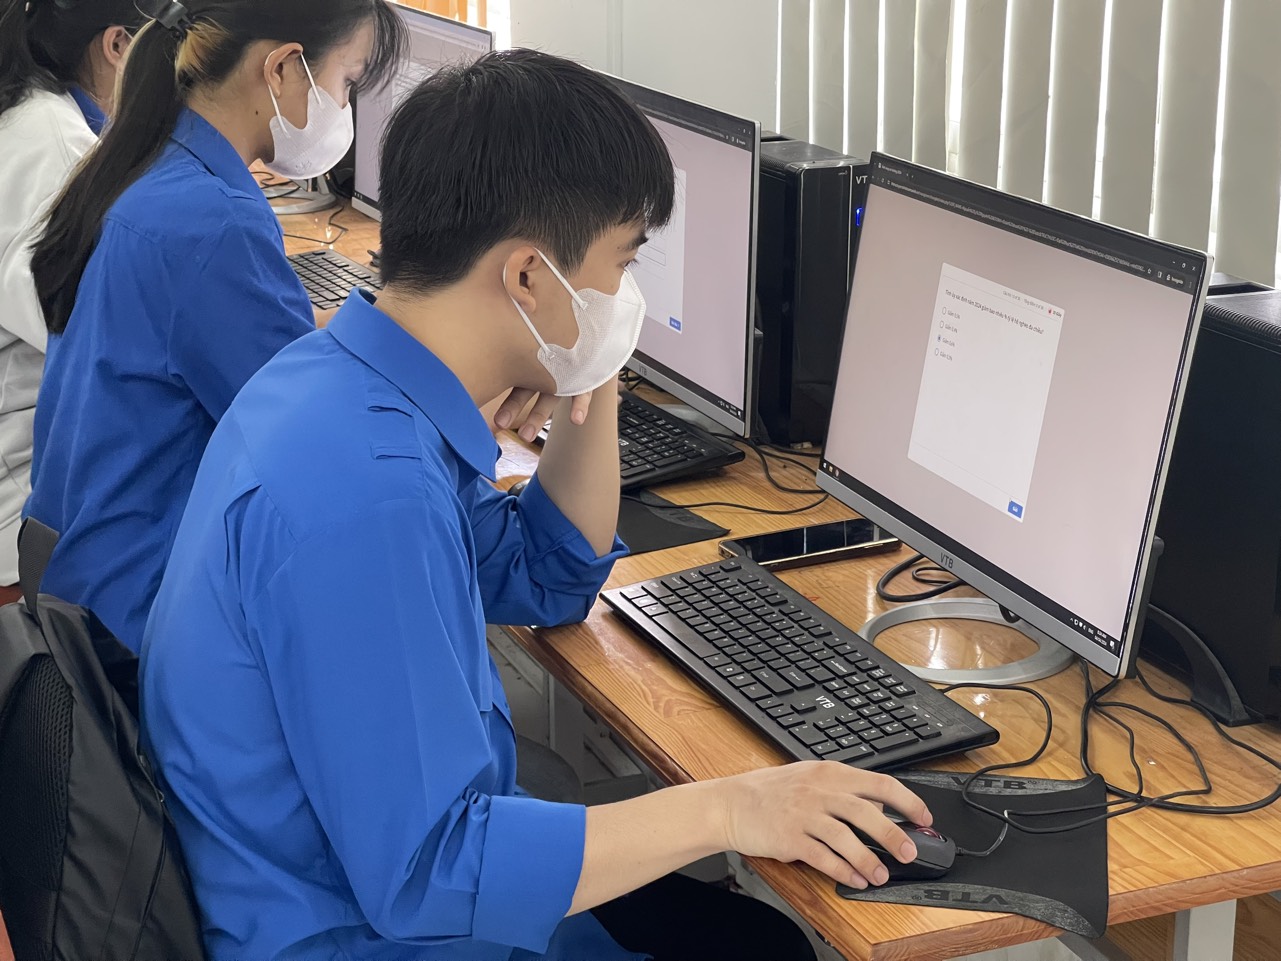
303 203 1281 961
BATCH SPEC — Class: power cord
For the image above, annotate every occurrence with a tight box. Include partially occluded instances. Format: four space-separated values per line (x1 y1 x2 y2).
281 205 350 247
876 552 964 602
935 660 1281 861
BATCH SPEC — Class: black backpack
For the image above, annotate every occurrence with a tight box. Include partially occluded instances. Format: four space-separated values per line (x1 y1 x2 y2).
0 520 207 961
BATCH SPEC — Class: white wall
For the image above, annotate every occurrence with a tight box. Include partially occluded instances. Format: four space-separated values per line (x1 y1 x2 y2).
510 0 778 129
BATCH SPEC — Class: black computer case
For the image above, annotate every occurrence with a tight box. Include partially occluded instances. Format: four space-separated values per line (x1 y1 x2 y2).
1143 289 1281 720
755 141 869 446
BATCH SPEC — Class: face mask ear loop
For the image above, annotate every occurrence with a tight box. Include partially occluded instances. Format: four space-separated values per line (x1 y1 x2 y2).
299 53 322 105
532 247 587 309
505 264 551 352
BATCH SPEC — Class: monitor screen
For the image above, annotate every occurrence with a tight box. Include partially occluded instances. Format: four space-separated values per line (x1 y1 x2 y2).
352 3 492 219
818 154 1210 677
611 78 760 437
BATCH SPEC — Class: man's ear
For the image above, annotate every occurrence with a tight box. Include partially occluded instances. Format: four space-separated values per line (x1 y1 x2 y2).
263 42 306 99
504 246 542 315
102 26 132 70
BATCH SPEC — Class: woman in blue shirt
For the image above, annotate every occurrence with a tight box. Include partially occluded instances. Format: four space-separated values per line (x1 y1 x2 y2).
25 0 405 652
0 0 141 604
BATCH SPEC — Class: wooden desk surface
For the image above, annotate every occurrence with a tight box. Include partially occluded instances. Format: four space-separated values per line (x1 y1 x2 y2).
295 203 1281 961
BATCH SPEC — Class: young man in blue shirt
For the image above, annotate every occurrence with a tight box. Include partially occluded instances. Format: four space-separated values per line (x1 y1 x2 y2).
140 49 932 961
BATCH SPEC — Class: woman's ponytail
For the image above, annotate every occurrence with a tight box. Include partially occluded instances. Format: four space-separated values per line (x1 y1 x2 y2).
31 22 185 334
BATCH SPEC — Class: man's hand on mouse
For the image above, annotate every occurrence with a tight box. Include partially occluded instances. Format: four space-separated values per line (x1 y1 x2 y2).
713 761 932 890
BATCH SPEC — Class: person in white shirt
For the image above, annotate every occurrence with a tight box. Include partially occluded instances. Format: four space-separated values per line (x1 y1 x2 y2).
0 0 141 601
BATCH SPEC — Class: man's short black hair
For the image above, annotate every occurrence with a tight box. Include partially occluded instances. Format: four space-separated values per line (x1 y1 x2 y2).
378 49 675 291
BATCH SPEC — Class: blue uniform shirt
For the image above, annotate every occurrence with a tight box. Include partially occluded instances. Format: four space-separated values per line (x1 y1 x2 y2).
69 86 106 135
140 291 642 961
28 109 313 652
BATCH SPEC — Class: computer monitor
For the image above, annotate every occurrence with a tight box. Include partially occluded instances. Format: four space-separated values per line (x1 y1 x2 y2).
611 78 760 437
351 3 492 220
817 153 1210 679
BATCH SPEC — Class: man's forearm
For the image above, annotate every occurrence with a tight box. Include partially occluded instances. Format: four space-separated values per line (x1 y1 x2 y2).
536 385 621 555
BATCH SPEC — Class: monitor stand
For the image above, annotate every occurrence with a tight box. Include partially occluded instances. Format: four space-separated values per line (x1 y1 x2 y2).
266 177 338 218
859 598 1076 686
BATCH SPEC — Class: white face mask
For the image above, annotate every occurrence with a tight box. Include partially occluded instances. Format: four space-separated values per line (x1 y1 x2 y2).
263 55 354 181
509 250 648 397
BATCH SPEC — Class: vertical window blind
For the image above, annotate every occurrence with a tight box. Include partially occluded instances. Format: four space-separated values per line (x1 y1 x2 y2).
784 0 1281 284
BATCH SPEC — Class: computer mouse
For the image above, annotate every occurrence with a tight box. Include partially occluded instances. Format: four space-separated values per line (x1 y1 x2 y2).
509 478 529 496
853 821 957 881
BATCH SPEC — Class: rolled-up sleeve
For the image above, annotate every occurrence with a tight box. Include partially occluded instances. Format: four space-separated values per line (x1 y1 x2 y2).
250 498 586 952
470 473 626 627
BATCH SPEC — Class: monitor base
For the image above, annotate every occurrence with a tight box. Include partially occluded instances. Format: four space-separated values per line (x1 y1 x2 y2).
267 178 339 218
860 597 1077 686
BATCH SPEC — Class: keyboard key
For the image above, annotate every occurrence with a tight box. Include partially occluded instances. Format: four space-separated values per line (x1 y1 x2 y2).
727 673 754 688
823 680 844 692
753 669 794 695
905 716 931 730
848 719 873 734
651 614 717 658
890 707 915 721
782 667 815 690
705 654 730 668
776 714 804 728
718 559 742 572
716 664 740 678
621 586 649 600
855 658 876 670
868 668 889 680
880 722 905 736
918 728 943 740
766 704 790 718
815 717 842 731
790 696 819 714
867 731 920 753
812 741 839 756
868 690 891 703
824 657 856 677
891 684 915 697
790 724 828 747
868 714 893 728
836 734 862 749
758 697 782 711
834 711 858 724
830 744 875 764
741 684 772 702
806 667 835 684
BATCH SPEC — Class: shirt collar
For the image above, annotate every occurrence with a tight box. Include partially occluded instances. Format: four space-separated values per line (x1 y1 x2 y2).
69 87 106 136
327 290 501 480
169 108 262 198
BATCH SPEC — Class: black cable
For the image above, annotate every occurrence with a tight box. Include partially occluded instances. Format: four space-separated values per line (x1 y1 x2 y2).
876 552 964 602
281 206 350 247
621 492 830 516
763 443 822 459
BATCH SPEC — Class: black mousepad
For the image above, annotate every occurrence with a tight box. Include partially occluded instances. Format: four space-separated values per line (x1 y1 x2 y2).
838 771 1109 938
616 491 729 555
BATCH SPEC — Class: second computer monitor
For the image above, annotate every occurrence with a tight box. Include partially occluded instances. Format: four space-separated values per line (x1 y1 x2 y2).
612 79 760 437
818 154 1209 678
352 3 492 220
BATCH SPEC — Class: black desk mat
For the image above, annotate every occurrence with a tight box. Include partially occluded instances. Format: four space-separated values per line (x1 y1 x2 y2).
839 770 1109 937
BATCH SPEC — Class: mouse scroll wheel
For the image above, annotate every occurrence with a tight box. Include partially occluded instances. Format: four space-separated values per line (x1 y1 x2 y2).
915 827 944 839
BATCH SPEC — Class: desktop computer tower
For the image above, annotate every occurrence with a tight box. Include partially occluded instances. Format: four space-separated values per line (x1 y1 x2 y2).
1143 289 1281 721
755 141 869 446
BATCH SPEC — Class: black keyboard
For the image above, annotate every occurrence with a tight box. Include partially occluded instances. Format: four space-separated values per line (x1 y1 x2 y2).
602 557 999 769
289 249 383 310
614 394 745 490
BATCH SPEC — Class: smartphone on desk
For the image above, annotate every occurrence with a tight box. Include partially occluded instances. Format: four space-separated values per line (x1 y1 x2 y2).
719 519 901 572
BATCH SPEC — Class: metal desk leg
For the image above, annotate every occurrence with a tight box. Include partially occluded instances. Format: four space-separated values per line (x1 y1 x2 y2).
1171 899 1236 961
548 676 587 777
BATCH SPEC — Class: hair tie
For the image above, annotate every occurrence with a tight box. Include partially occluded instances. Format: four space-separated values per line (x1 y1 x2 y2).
142 0 191 33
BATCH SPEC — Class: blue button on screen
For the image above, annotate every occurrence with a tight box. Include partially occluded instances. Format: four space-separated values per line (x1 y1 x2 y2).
1007 501 1024 518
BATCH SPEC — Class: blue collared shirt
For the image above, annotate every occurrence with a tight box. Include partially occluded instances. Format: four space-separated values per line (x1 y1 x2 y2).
140 291 641 961
69 86 106 135
27 109 313 652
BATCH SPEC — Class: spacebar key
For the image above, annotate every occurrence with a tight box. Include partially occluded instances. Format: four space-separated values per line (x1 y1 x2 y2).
867 731 921 754
651 613 718 658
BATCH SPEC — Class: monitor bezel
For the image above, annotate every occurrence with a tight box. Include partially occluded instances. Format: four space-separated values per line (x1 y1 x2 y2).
351 1 494 221
609 75 761 438
817 152 1212 678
